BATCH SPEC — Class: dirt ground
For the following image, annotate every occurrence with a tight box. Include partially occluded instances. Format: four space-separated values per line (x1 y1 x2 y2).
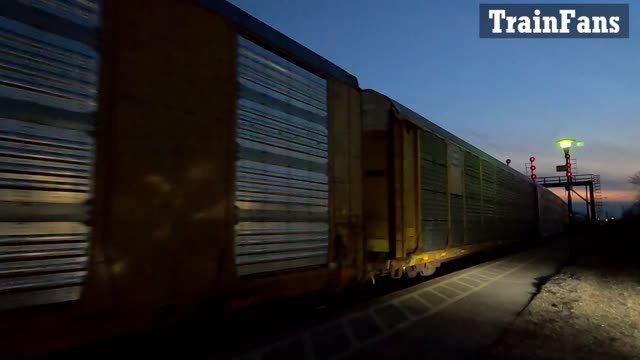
486 222 640 360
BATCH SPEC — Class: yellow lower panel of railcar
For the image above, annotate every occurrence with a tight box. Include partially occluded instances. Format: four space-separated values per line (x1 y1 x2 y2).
367 241 505 275
406 242 501 266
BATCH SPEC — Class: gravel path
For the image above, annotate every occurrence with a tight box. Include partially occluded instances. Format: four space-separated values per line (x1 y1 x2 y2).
486 224 640 360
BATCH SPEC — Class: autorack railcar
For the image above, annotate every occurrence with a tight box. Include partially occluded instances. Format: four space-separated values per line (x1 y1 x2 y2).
0 0 566 357
361 90 565 279
0 0 363 356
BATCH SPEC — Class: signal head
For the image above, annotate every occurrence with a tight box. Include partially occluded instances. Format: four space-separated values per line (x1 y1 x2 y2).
529 156 536 163
530 165 537 171
531 174 537 180
566 162 571 168
566 171 572 177
506 159 512 165
565 153 571 160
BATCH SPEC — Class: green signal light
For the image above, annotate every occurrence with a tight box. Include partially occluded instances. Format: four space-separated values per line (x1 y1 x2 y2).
557 139 576 149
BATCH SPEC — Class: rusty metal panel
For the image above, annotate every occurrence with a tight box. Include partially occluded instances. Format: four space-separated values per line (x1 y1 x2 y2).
402 125 421 255
0 2 98 310
235 36 329 276
323 79 362 284
92 1 239 311
347 85 363 280
391 121 421 258
448 144 463 195
363 131 390 254
362 84 394 258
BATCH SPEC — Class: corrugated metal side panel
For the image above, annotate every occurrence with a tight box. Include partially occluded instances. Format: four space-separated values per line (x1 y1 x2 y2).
385 91 559 245
495 168 509 237
499 174 537 239
495 168 507 220
200 0 358 87
519 180 537 235
447 143 463 195
16 0 101 27
0 3 98 310
464 151 481 244
388 93 532 187
422 159 447 192
422 221 447 251
0 16 99 114
421 190 448 221
481 160 496 242
0 118 93 204
538 188 567 237
421 131 448 251
235 36 329 276
450 194 464 246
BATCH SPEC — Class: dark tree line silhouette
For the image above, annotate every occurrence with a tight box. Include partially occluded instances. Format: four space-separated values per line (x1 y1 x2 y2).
631 171 640 187
623 171 640 220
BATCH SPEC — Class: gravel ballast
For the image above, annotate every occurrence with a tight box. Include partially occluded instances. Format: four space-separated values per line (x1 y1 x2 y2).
487 223 640 360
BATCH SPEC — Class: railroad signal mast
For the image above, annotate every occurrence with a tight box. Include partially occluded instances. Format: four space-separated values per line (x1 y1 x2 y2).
561 143 574 220
565 153 572 178
530 139 602 224
557 138 585 222
528 156 537 181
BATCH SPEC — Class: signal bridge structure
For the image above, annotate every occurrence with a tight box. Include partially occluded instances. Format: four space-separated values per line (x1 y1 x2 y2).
535 174 604 223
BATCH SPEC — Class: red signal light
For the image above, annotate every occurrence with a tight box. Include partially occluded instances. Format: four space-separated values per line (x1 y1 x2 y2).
531 174 537 180
566 171 572 177
529 156 536 163
506 159 512 165
565 153 571 160
566 162 571 168
530 165 537 171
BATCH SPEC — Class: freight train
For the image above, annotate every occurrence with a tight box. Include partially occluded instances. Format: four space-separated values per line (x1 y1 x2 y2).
0 0 567 357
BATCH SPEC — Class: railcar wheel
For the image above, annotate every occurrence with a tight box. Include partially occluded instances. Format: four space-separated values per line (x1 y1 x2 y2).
417 263 437 277
405 265 419 278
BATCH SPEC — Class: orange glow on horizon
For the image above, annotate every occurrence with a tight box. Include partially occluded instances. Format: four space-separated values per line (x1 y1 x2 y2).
547 188 637 203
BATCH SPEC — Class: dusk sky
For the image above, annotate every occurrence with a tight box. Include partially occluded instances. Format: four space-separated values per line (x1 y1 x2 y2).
229 0 639 217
